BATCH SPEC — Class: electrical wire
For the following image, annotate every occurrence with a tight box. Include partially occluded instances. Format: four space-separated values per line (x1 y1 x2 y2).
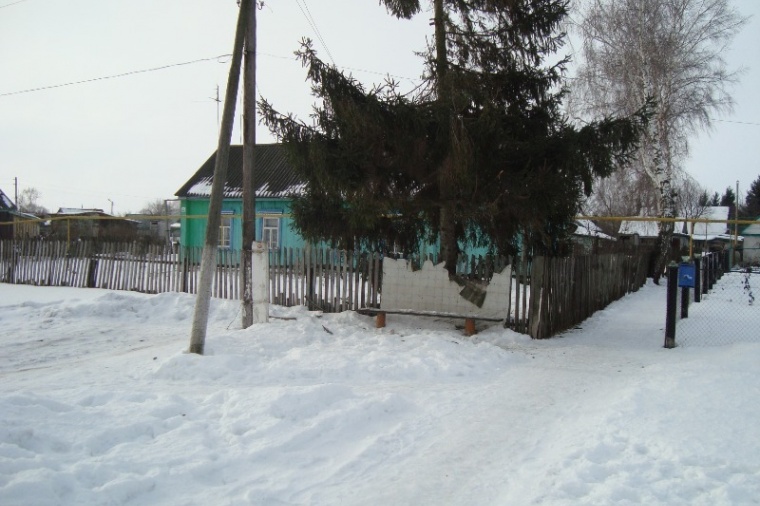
294 0 336 67
0 0 30 9
0 54 233 98
1 50 422 99
713 119 760 127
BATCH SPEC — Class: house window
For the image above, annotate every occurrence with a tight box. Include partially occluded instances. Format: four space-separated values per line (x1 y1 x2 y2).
262 217 280 249
219 216 232 248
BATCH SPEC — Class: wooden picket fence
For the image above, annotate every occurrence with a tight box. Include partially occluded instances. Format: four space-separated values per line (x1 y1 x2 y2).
265 248 383 312
1 239 651 337
0 240 384 311
527 252 650 339
1 240 191 295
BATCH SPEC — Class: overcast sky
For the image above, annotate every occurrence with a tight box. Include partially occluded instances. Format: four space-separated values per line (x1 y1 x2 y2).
1 0 758 215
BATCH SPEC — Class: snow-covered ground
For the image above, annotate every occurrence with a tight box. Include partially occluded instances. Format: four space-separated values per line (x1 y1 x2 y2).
1 275 758 505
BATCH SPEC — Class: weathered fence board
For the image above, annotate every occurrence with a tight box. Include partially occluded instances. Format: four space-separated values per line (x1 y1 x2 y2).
527 252 650 339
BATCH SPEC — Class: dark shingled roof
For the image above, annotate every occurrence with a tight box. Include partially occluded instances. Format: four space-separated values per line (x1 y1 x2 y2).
175 144 305 199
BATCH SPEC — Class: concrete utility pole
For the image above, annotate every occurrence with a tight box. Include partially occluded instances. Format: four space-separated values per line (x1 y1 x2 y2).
189 0 251 355
241 0 258 328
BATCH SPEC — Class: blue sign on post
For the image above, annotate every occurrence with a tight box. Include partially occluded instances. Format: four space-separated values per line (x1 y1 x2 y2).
678 263 696 288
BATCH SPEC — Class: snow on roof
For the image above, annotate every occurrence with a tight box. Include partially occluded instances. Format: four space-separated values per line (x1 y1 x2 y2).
690 206 729 237
176 144 306 199
618 219 663 238
14 210 41 221
185 179 307 199
619 207 730 238
56 208 107 216
573 220 614 240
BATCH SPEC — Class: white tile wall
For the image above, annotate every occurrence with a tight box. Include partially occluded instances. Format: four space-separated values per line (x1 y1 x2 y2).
380 259 512 319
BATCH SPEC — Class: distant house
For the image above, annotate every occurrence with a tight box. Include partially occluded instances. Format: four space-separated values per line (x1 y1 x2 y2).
618 216 688 253
125 214 177 245
618 206 741 256
0 188 41 240
571 219 615 253
50 208 138 241
175 144 307 252
687 206 742 255
740 218 760 265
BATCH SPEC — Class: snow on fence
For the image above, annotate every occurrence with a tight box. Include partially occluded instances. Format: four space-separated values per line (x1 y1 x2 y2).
0 239 651 338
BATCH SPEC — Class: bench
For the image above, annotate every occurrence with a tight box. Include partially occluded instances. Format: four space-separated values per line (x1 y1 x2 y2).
357 307 505 336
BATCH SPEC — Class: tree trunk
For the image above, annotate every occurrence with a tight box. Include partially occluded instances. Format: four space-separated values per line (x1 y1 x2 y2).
654 177 676 281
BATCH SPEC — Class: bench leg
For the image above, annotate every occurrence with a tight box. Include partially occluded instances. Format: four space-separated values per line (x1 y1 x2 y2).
465 318 476 336
376 312 386 329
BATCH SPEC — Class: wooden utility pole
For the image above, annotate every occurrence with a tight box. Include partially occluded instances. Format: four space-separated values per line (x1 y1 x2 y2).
241 0 257 328
189 0 251 355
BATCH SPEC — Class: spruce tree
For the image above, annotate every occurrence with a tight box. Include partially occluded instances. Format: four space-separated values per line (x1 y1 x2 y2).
744 176 760 218
698 190 710 208
721 186 736 220
261 0 646 273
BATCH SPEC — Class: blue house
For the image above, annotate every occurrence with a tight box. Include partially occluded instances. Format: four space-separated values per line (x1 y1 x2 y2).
175 144 307 251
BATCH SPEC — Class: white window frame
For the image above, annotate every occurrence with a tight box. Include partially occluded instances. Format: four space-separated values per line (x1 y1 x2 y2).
219 216 232 249
262 216 280 249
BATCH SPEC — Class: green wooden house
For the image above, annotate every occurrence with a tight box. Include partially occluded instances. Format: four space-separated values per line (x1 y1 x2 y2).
175 144 307 252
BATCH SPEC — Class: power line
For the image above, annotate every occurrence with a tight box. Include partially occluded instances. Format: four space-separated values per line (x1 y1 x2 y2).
1 50 423 99
294 0 336 67
0 0 30 9
0 54 233 98
713 119 760 127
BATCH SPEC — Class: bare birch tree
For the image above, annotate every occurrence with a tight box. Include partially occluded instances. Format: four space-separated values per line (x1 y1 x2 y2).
673 174 709 222
139 199 178 216
572 0 746 278
17 187 48 214
582 170 660 235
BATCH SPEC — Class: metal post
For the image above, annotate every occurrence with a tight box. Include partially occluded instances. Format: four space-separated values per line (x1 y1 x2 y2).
734 180 739 261
694 255 701 303
664 262 678 348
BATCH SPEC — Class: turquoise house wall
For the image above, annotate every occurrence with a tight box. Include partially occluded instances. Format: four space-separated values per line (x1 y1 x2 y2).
179 198 307 250
180 197 510 261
